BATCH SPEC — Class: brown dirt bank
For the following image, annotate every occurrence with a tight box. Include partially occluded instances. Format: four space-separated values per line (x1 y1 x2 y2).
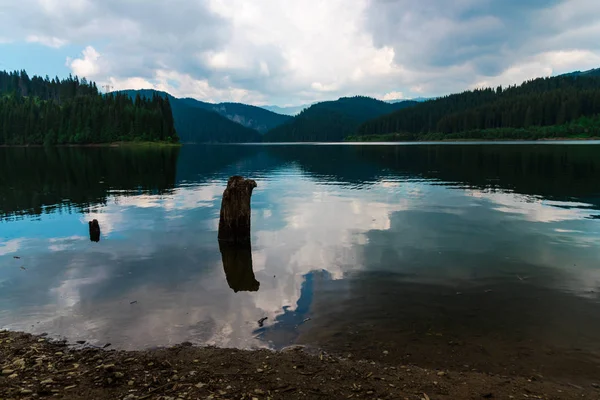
1 331 598 400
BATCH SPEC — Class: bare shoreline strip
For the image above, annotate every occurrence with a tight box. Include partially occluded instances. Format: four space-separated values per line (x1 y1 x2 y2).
0 330 595 399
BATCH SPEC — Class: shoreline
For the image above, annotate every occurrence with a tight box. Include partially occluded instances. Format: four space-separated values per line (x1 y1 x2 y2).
1 138 599 148
1 330 595 399
0 141 181 148
344 137 600 143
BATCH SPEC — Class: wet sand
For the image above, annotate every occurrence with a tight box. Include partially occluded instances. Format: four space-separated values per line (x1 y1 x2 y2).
291 272 600 386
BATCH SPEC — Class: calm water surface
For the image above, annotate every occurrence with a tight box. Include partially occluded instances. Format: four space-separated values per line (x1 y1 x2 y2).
1 143 600 380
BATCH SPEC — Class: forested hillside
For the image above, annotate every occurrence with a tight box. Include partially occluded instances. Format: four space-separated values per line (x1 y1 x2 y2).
172 101 262 143
204 102 291 133
262 96 417 142
173 96 291 132
562 68 600 77
0 71 178 145
121 89 263 142
357 72 600 139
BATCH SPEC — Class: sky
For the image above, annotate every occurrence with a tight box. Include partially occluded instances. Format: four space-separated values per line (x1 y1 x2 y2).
0 0 599 106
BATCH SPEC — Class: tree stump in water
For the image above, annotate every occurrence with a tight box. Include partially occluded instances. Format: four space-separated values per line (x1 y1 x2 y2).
89 219 101 242
218 176 257 243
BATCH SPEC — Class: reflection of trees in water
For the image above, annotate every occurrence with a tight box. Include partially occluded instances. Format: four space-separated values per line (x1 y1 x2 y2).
265 144 600 208
175 145 264 183
4 144 599 219
0 146 180 219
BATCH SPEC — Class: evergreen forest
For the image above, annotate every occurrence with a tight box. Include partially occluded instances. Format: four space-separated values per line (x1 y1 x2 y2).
262 96 417 142
355 73 600 140
0 70 178 145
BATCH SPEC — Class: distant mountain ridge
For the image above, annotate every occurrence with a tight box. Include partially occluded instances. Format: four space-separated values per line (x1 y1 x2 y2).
120 89 262 143
263 96 418 142
263 97 431 115
386 97 434 103
120 89 291 133
262 103 313 116
560 67 600 77
119 65 600 144
176 97 291 132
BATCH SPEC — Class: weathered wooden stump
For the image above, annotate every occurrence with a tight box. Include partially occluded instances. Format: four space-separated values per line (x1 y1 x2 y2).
218 176 257 243
89 219 101 242
217 176 259 292
219 241 260 292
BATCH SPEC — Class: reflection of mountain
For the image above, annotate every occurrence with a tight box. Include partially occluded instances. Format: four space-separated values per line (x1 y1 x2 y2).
353 144 600 207
180 144 600 210
219 241 259 293
3 144 600 219
175 145 263 183
0 146 180 220
264 145 388 185
263 144 600 209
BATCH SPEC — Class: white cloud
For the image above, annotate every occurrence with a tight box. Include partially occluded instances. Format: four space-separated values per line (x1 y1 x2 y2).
26 34 67 48
66 46 100 78
381 91 404 101
0 0 599 104
471 50 600 89
48 236 85 252
98 69 265 104
106 76 153 91
311 82 339 92
0 238 24 256
468 189 595 223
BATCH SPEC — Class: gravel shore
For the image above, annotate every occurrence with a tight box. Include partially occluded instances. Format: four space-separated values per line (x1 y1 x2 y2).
1 330 597 399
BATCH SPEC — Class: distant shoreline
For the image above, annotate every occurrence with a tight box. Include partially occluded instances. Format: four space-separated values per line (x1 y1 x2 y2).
352 136 600 143
2 138 600 148
343 137 600 144
0 141 181 148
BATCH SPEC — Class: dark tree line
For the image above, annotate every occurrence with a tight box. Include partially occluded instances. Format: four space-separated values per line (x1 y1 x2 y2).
0 70 178 145
357 75 600 137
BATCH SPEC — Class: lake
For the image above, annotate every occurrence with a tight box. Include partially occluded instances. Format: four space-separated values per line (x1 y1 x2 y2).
1 143 600 382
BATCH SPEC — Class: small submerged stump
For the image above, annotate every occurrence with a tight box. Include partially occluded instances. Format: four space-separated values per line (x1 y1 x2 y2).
218 176 257 243
89 219 101 242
